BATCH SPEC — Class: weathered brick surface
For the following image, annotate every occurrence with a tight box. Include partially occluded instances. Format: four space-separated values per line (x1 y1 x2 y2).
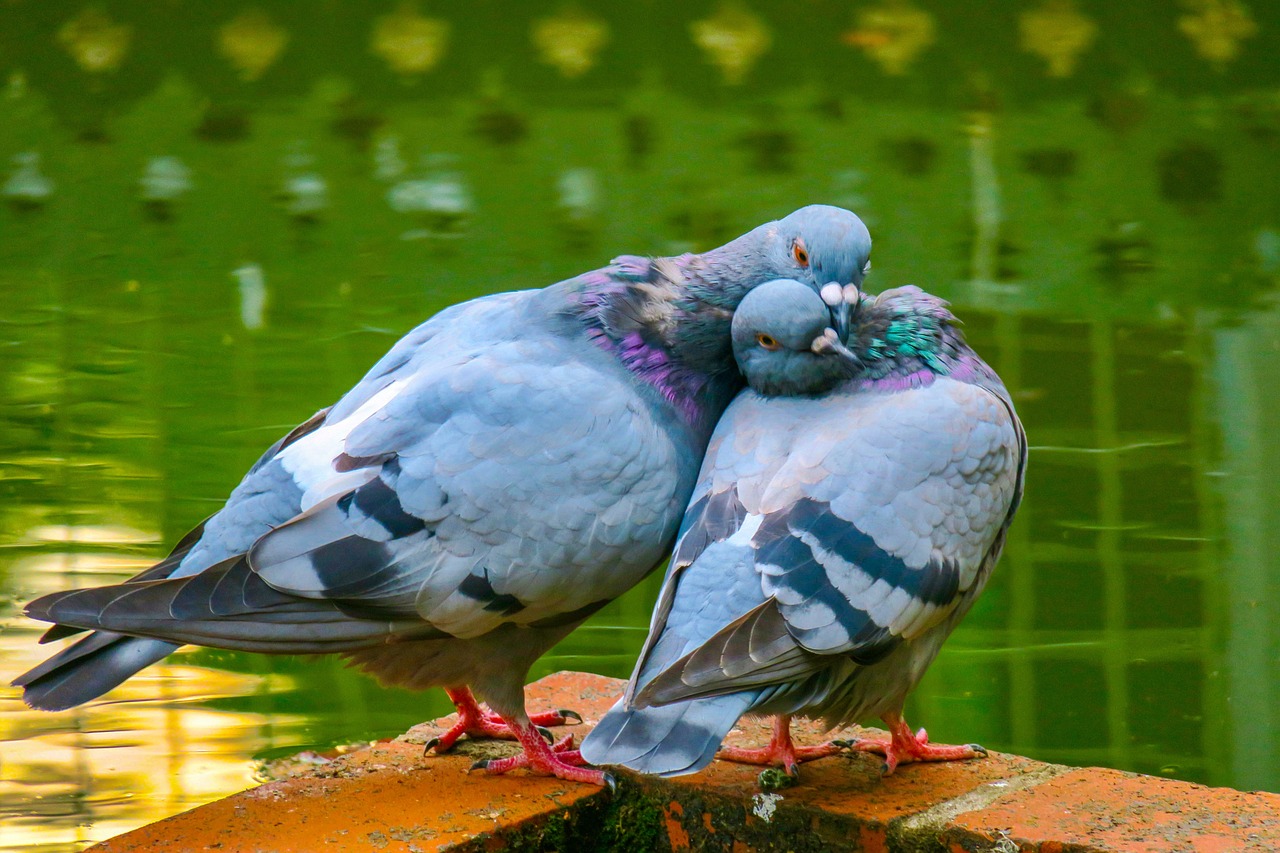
942 767 1280 853
87 672 1280 852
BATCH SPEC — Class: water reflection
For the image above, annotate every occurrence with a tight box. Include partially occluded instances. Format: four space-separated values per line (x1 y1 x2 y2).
1 0 1278 850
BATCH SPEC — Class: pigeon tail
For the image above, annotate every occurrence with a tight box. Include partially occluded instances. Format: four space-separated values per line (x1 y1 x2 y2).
14 631 179 711
580 690 757 777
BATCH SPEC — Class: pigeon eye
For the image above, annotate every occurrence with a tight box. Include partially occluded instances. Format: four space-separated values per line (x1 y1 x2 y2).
792 240 809 267
756 333 781 351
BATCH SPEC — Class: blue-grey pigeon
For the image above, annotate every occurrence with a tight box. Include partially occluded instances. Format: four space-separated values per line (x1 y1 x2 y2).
14 207 873 785
580 279 1026 780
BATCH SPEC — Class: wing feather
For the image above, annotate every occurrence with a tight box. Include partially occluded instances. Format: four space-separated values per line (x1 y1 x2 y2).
637 377 1024 706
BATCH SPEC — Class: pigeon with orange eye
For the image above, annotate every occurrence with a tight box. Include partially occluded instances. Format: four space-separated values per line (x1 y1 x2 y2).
792 239 810 268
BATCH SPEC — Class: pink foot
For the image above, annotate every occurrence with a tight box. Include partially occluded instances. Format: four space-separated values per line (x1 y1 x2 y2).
470 723 611 787
716 716 845 778
526 708 583 728
427 687 581 754
845 713 987 775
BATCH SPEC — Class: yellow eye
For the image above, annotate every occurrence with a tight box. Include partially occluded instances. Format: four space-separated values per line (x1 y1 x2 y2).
792 239 809 267
756 333 781 351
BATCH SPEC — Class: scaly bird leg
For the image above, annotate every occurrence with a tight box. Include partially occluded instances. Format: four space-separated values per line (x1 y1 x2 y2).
843 711 987 775
470 719 612 787
716 715 846 778
425 686 581 754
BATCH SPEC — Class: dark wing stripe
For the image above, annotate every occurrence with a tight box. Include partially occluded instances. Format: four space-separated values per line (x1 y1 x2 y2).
457 571 526 616
341 476 426 539
755 531 901 661
751 497 965 660
754 532 824 601
308 537 392 592
785 498 960 606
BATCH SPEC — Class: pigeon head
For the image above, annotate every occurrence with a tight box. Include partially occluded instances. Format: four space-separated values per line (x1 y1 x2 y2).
573 206 872 422
770 204 873 292
692 205 872 310
731 279 858 397
694 204 871 340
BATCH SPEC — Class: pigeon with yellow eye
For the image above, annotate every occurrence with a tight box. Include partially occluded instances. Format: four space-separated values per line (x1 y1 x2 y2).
581 279 1025 783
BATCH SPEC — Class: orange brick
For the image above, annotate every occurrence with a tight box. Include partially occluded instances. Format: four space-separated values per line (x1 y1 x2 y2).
85 673 1280 853
943 767 1280 853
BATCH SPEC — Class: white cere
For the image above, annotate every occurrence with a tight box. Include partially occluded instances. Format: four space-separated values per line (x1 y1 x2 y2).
820 283 844 307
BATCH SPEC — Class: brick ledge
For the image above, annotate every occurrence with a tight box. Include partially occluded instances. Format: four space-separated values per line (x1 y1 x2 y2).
87 671 1280 853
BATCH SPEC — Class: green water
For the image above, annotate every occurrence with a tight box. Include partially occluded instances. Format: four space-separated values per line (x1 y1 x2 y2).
1 2 1278 849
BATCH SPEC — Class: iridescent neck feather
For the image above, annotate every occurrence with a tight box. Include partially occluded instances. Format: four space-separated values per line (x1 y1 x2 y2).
573 254 741 425
851 286 994 391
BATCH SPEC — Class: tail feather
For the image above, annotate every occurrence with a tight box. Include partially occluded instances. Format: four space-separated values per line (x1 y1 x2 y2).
38 623 88 644
22 556 434 653
14 632 180 711
580 692 757 777
30 516 215 648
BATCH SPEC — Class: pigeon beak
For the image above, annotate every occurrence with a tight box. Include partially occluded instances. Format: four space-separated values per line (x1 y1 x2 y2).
832 301 851 342
819 283 850 341
820 283 862 343
811 328 860 367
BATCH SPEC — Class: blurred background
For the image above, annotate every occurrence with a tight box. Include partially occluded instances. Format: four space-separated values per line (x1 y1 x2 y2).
1 1 1277 850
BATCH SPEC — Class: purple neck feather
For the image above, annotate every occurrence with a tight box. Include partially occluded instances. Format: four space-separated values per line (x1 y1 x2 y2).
853 355 987 393
574 254 721 425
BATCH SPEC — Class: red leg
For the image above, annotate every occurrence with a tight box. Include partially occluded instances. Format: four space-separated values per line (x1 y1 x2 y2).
716 716 845 777
470 720 610 786
484 708 583 729
426 687 581 754
844 711 987 775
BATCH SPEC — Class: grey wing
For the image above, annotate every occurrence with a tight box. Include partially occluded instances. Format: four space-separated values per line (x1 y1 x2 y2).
25 285 682 647
176 293 530 573
638 377 1025 707
248 336 685 642
620 393 814 704
579 496 767 775
15 292 582 706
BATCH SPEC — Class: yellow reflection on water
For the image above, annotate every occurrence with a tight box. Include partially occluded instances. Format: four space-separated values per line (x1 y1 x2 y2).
0 547 302 853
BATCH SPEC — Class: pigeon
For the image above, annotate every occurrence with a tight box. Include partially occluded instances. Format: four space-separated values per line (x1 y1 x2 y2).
580 278 1026 781
13 206 873 786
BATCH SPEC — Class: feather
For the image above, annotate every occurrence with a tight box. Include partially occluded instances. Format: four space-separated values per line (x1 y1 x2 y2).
583 280 1026 777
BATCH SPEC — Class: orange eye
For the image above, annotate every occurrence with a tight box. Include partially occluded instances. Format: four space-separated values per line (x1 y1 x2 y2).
792 240 809 267
756 333 781 351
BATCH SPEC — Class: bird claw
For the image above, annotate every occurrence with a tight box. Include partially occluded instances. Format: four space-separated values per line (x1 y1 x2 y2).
848 722 987 775
469 758 491 772
423 737 441 756
602 771 618 794
433 688 580 753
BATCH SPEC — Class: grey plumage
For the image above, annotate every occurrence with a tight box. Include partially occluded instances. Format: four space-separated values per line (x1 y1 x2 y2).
15 208 873 784
581 280 1025 778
